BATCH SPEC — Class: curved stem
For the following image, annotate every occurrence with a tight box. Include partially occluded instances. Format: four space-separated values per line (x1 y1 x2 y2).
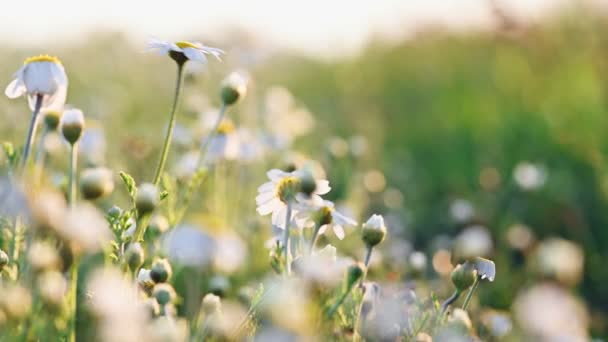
68 144 78 208
197 103 227 168
308 223 322 255
282 201 293 275
153 63 185 186
362 245 373 283
441 290 461 312
462 277 480 310
326 289 350 318
20 94 43 171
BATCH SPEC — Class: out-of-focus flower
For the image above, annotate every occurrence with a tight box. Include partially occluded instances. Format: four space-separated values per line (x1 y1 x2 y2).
349 135 368 157
136 183 159 215
28 241 61 272
450 199 475 223
146 38 223 64
363 170 386 193
506 223 535 251
260 277 314 334
513 161 546 190
256 168 330 228
296 197 357 240
60 108 85 145
137 269 155 292
79 126 107 166
42 110 61 131
202 293 222 315
408 251 427 273
37 271 67 307
213 234 247 273
0 285 32 319
327 136 349 158
29 190 67 232
293 245 352 287
147 316 189 342
453 225 493 261
220 71 248 106
125 242 145 271
60 203 111 254
481 310 512 338
0 177 30 222
263 86 315 148
534 237 584 286
153 283 176 306
79 167 114 200
161 225 215 268
87 267 148 342
514 283 588 341
5 55 68 111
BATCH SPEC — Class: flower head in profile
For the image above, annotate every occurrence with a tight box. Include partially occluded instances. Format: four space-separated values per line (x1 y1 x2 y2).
296 197 356 240
256 168 330 228
146 38 224 65
5 55 68 111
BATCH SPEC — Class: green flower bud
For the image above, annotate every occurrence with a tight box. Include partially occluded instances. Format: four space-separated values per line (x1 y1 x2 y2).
201 293 221 315
361 214 387 248
43 110 61 131
346 262 365 289
148 214 170 234
153 283 176 306
299 171 317 197
451 262 477 292
135 183 159 215
107 205 122 218
125 242 144 271
60 109 85 145
79 167 114 200
220 72 247 106
150 258 172 283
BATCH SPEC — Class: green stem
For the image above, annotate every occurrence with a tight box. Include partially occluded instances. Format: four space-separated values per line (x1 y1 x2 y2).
362 245 373 282
34 127 48 184
282 201 293 275
462 277 480 310
152 63 185 186
441 290 461 312
68 144 78 208
20 94 43 171
69 258 80 342
308 223 322 255
353 246 374 340
326 287 352 318
197 103 227 168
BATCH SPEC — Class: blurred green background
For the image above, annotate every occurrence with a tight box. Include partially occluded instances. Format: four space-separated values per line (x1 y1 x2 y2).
2 5 608 337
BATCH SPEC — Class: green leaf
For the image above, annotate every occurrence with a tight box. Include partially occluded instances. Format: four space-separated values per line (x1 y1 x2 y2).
119 171 137 199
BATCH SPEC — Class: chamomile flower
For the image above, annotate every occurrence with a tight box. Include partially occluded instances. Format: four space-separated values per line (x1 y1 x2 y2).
146 38 224 64
256 169 330 228
296 197 356 240
5 55 68 111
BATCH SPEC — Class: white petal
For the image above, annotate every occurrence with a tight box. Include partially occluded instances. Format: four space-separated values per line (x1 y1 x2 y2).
315 180 331 195
5 77 26 99
332 225 345 240
333 211 357 226
183 47 207 62
257 181 275 193
257 198 281 216
318 225 327 235
256 191 276 206
267 169 289 181
272 206 287 227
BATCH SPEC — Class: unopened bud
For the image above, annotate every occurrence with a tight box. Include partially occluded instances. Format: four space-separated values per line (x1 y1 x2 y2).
107 205 122 218
451 262 477 292
80 167 114 200
148 214 170 234
361 214 387 248
60 108 85 145
43 110 61 130
136 183 159 215
153 283 176 306
150 258 172 283
201 293 221 315
125 243 145 271
346 262 365 289
220 72 247 106
299 171 317 197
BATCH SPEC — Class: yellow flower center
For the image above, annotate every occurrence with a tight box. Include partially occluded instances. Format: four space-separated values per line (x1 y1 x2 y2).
217 119 235 135
277 176 301 203
175 41 199 49
24 55 61 65
316 206 333 226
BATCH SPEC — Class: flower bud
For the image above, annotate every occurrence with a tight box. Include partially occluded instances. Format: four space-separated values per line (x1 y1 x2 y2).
148 214 170 234
0 249 9 270
201 293 221 315
125 242 145 271
209 275 230 297
150 258 173 283
220 72 247 106
153 283 176 306
107 205 122 218
43 110 61 131
299 171 317 197
136 183 159 215
79 167 114 200
60 108 85 145
361 214 387 248
346 262 365 290
451 262 477 292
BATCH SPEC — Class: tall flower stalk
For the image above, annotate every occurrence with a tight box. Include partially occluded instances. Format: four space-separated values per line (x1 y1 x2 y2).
21 95 43 170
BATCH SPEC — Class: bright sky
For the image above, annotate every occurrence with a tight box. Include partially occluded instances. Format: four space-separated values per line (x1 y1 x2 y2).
0 0 584 56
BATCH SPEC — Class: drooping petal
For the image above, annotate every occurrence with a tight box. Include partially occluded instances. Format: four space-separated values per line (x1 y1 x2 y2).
333 211 357 226
332 225 345 240
267 169 289 181
272 205 287 227
183 47 207 63
5 77 26 98
315 180 331 195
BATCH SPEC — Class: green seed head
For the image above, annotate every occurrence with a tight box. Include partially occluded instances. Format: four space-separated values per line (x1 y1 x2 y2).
135 183 159 215
153 283 176 306
451 262 478 292
125 243 145 271
150 258 172 283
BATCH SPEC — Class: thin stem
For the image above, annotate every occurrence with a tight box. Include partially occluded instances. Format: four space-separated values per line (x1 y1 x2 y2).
153 63 185 186
34 127 48 184
68 144 78 208
68 257 80 342
441 290 461 312
353 245 374 340
326 289 351 318
197 103 227 168
462 277 480 310
282 201 293 275
362 245 373 282
308 223 322 255
20 94 43 171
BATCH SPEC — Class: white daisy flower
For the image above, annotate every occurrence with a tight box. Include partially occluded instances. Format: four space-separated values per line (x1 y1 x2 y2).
146 38 224 64
5 55 68 111
296 197 356 240
256 168 330 228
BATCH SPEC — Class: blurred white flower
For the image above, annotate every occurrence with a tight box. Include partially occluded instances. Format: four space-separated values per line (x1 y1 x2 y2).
37 271 67 307
61 203 111 253
173 151 199 180
5 55 68 111
295 197 356 240
513 161 546 190
453 225 493 260
506 223 535 251
79 126 107 166
261 277 314 334
213 234 247 273
481 310 512 338
263 86 315 147
137 268 155 291
162 224 215 267
256 168 330 228
408 251 427 272
146 39 224 63
0 177 30 222
294 244 352 287
535 237 584 286
147 316 189 342
514 283 588 341
449 199 474 223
